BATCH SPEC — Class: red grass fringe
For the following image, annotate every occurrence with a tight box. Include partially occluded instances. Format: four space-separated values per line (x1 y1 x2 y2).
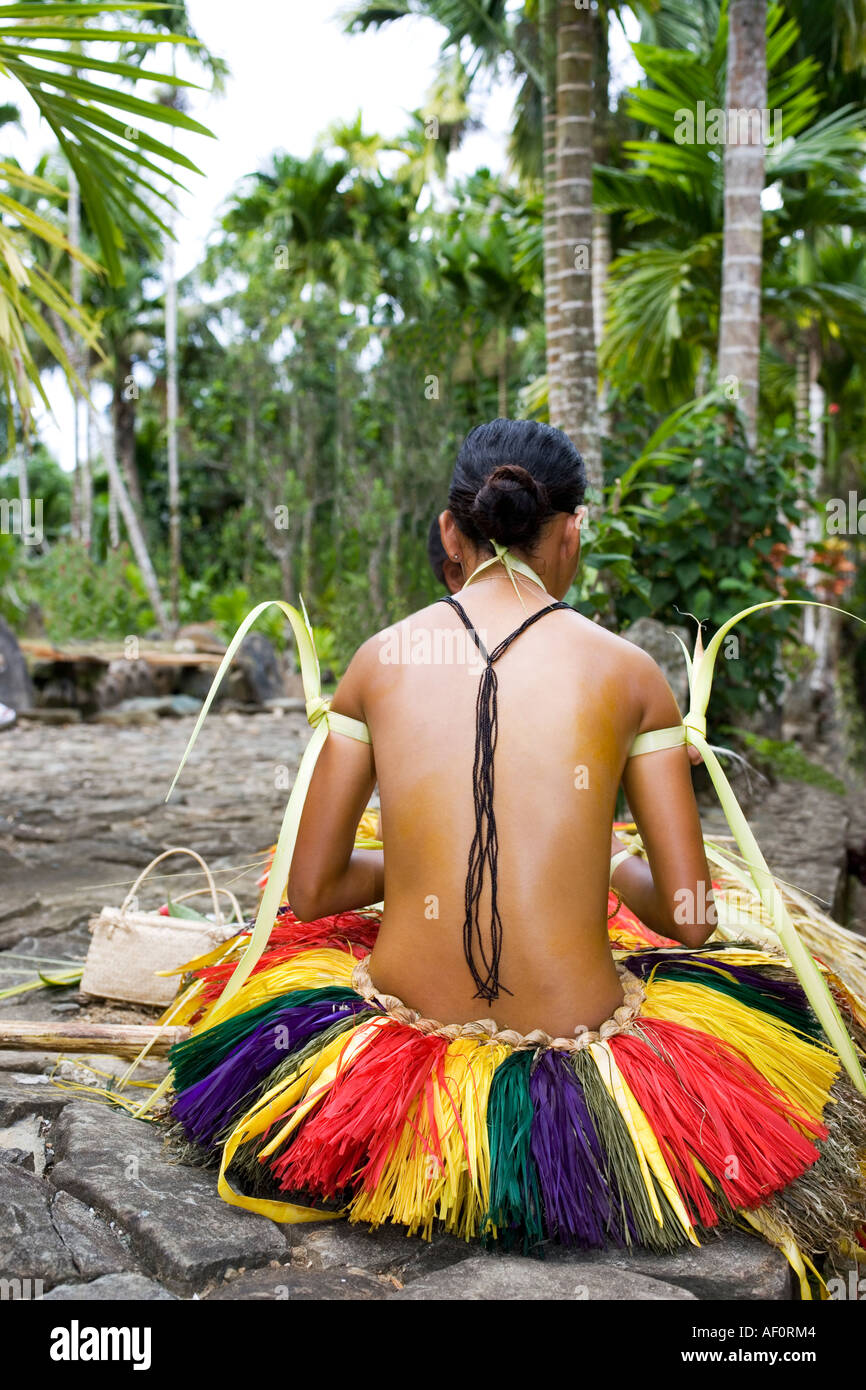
612 1019 826 1222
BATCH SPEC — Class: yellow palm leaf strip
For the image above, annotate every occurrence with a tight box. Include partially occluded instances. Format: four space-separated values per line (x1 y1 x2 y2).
739 1206 821 1301
589 1041 699 1246
214 1024 385 1222
162 596 338 1027
680 597 866 1095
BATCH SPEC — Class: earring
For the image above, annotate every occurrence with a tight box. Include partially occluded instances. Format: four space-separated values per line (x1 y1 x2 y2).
452 554 459 561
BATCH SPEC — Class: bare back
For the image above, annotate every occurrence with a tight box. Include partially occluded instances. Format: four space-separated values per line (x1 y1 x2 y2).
291 575 708 1036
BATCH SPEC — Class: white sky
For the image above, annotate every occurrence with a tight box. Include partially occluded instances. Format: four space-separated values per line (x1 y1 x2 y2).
9 1 641 471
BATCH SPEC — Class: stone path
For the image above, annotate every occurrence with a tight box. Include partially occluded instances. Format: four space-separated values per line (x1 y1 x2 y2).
0 708 862 1300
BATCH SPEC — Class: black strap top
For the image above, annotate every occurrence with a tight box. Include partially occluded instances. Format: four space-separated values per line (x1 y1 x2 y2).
438 593 571 1003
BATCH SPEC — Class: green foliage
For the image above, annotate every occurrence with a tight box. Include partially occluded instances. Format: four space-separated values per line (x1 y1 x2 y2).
0 3 214 425
0 531 22 626
597 3 866 413
0 445 71 543
165 898 209 921
14 538 154 641
729 729 848 796
209 586 287 651
7 5 864 737
580 397 815 728
312 625 338 673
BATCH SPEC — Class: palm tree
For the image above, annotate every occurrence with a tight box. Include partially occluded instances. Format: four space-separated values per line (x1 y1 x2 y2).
594 11 866 410
52 1 224 618
554 0 600 488
0 2 216 628
0 3 212 412
343 0 605 489
198 140 424 610
717 0 768 447
434 171 540 415
539 0 561 421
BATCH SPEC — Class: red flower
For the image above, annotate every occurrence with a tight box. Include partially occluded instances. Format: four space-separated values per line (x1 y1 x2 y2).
828 402 840 415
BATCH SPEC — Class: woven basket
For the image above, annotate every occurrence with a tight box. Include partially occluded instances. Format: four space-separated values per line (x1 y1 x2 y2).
80 847 244 1007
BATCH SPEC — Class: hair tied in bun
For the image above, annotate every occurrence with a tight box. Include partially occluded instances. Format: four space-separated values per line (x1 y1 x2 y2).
470 464 550 548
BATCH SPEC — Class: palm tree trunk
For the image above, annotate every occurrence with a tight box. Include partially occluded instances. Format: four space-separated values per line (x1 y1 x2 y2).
165 223 180 633
800 351 830 692
264 466 295 597
367 540 386 627
16 430 32 549
51 311 168 631
555 0 601 492
243 403 256 587
333 351 343 543
388 413 403 611
301 504 314 596
67 163 91 545
91 400 168 631
17 440 30 515
387 510 402 613
113 351 144 513
592 209 610 436
718 0 767 451
108 475 120 550
789 343 812 567
541 0 561 423
497 321 508 417
300 394 315 596
592 14 611 439
795 343 810 440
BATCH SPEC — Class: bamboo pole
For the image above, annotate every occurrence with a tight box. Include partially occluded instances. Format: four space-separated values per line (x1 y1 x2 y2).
0 1021 189 1057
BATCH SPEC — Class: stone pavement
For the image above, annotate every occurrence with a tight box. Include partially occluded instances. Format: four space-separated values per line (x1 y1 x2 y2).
0 707 861 1300
1 1089 790 1301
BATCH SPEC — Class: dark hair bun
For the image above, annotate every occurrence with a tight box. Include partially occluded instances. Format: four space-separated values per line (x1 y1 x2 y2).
448 418 585 553
470 463 550 548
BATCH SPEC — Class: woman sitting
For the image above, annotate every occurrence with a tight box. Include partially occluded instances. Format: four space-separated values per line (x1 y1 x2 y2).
168 419 866 1288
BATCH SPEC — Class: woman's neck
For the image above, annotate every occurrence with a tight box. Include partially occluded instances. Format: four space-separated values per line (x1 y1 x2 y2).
462 546 553 602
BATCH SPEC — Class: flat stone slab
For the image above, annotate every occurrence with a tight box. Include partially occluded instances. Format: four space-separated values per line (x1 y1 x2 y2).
0 1158 136 1291
295 1220 477 1285
0 1163 79 1288
49 1102 289 1294
0 1074 72 1124
0 1050 167 1084
49 1190 136 1280
539 1230 791 1301
393 1253 698 1301
204 1265 388 1300
266 1220 788 1300
42 1273 176 1300
0 1145 35 1171
0 1116 43 1173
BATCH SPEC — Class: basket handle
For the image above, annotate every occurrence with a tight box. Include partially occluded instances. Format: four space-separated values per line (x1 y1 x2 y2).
169 886 245 926
120 847 224 925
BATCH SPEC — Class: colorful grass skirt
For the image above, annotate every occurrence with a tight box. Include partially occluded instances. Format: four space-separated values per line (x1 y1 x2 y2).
166 898 866 1294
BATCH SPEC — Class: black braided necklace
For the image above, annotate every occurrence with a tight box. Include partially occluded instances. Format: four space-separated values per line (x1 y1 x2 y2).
437 593 570 1003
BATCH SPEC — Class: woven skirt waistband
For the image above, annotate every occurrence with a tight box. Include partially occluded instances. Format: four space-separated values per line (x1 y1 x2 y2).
350 955 647 1052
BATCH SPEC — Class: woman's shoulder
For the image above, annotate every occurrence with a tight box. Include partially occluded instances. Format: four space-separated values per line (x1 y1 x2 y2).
559 612 683 717
560 609 670 668
338 601 450 683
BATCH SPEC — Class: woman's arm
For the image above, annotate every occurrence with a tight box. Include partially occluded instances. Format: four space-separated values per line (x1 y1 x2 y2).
287 641 383 922
615 655 716 948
